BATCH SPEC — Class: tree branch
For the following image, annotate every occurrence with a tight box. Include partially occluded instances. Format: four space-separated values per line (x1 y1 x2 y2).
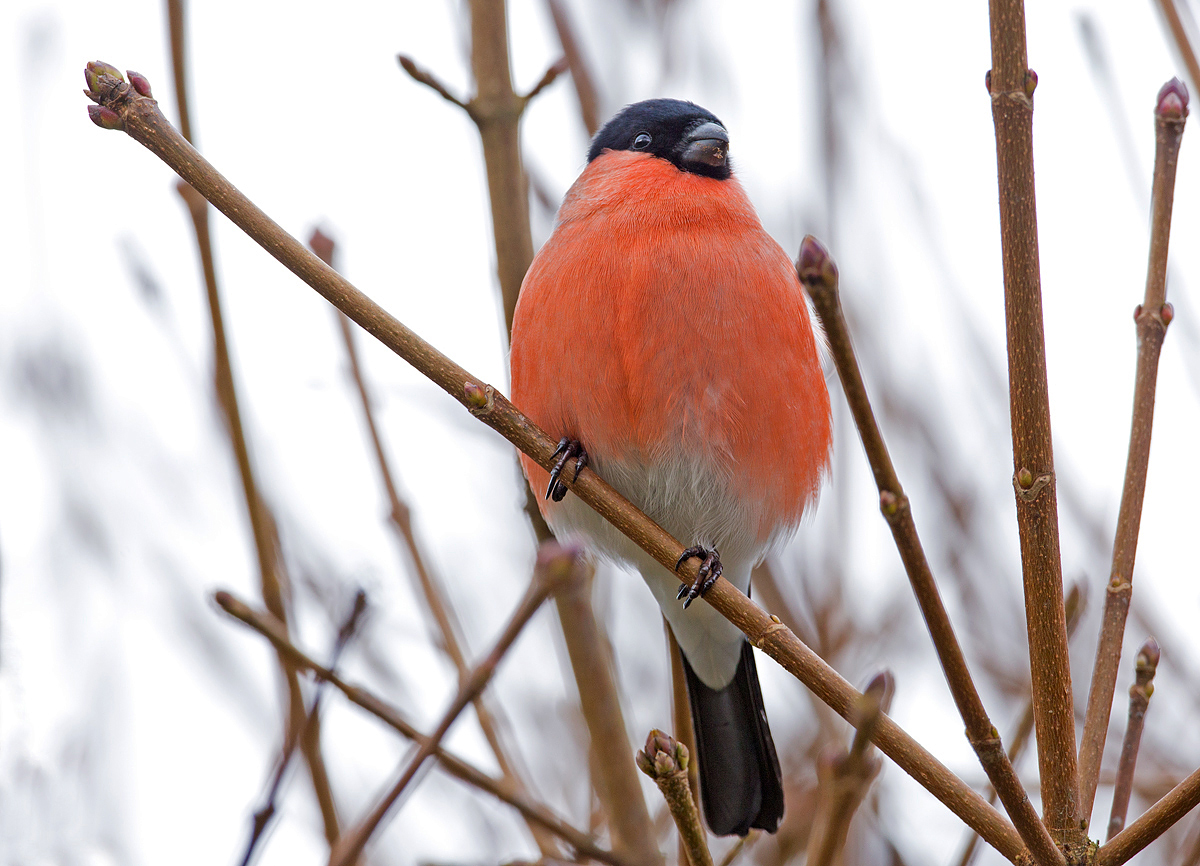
1152 0 1200 96
327 542 575 866
1078 78 1189 823
1106 638 1161 841
637 732 713 866
1095 766 1200 865
799 237 1061 866
986 0 1079 847
85 67 1029 864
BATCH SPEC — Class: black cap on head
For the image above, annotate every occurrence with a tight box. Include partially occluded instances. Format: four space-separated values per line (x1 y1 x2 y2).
587 98 732 180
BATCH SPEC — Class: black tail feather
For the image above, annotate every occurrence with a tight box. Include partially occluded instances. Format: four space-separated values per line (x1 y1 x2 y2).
682 640 784 836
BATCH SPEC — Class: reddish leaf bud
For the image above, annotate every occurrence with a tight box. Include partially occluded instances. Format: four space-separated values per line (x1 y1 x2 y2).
88 104 124 130
796 235 838 288
84 60 122 95
1156 77 1190 120
126 70 152 98
463 381 488 410
1024 69 1038 98
1161 303 1174 326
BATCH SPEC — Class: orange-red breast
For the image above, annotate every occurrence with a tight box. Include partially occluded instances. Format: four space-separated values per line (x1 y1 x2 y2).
510 99 831 836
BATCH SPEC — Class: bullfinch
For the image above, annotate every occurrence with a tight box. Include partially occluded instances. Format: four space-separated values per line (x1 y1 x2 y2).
510 98 832 836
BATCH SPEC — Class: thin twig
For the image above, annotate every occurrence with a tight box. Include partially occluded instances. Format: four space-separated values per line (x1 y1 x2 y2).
806 672 893 866
308 229 559 858
544 0 602 135
799 236 1060 866
1095 766 1200 865
1106 638 1161 841
328 542 576 866
715 833 758 866
153 11 344 841
986 0 1080 846
953 582 1087 866
212 590 636 866
239 591 368 866
1079 78 1189 825
637 731 713 866
84 69 1030 863
521 57 569 105
396 54 470 112
1152 0 1200 96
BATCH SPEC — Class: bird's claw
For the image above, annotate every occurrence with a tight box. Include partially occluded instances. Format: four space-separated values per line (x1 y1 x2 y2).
546 438 588 502
674 546 722 609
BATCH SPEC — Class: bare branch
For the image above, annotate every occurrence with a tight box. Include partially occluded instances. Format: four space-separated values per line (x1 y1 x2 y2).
1079 78 1189 823
521 57 569 104
799 236 1060 866
637 731 713 866
1106 639 1162 841
1096 766 1200 865
1152 0 1200 96
328 542 575 866
544 0 602 135
84 69 1029 863
986 0 1079 846
396 54 470 113
806 672 892 866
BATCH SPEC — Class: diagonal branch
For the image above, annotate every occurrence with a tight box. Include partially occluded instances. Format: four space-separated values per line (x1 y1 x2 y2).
1152 0 1200 96
1095 766 1200 866
799 237 1061 866
214 590 637 866
1078 78 1189 823
986 0 1079 847
328 542 575 866
85 67 1028 864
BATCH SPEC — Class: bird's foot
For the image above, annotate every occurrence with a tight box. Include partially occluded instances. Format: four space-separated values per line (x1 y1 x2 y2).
546 438 588 502
675 546 722 609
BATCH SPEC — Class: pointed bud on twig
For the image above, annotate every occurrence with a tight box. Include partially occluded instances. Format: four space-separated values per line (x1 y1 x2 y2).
463 381 489 410
88 104 124 130
1156 78 1189 120
984 70 992 92
637 729 689 779
1136 637 1160 679
1024 69 1038 98
534 540 584 593
879 490 899 516
84 60 122 97
797 235 838 290
1161 303 1174 326
127 70 152 98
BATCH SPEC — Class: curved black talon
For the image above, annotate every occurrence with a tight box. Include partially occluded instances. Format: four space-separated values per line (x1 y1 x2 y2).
546 438 588 502
674 546 722 609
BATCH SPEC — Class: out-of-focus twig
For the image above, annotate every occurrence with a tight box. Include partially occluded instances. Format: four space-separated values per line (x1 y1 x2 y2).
213 589 637 866
308 228 559 858
953 582 1086 866
799 235 1061 866
1106 638 1161 841
545 0 602 135
156 6 343 842
987 0 1079 847
1079 78 1189 824
239 591 368 866
1096 766 1200 865
84 70 1029 863
1153 0 1200 96
328 542 577 866
554 563 660 865
806 672 892 866
637 731 712 866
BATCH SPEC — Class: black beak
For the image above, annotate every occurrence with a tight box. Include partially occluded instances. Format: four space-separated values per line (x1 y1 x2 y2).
680 121 729 172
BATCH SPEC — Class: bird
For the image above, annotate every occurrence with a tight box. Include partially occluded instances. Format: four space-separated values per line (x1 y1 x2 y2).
509 98 831 837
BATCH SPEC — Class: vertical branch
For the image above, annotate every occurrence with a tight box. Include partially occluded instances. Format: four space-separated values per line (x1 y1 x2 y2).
556 565 662 866
1106 639 1161 841
986 0 1079 846
1078 79 1189 822
468 0 535 335
545 0 602 135
161 1 340 844
309 230 561 859
637 731 713 866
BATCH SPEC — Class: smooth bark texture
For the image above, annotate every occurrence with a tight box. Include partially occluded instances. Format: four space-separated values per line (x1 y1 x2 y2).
1078 80 1188 823
87 66 1028 864
987 0 1079 849
800 238 1061 866
1096 767 1200 865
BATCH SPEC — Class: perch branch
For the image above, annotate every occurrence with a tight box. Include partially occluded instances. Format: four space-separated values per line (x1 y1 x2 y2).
85 66 1029 864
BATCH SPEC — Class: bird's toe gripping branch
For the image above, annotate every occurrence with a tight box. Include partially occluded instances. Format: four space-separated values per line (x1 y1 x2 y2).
675 547 722 609
546 438 588 502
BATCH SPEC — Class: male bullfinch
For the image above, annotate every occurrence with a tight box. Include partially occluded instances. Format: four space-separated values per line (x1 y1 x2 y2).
510 99 831 836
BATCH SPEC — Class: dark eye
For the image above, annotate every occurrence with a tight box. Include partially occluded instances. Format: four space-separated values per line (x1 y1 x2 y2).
632 132 652 150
